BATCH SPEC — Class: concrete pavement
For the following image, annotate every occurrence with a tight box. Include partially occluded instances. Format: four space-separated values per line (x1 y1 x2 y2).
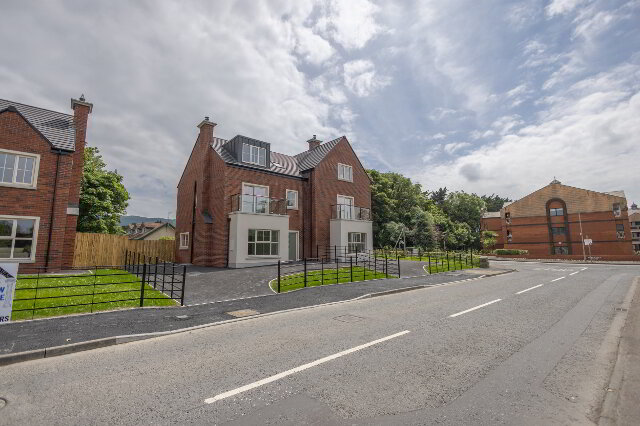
0 261 638 424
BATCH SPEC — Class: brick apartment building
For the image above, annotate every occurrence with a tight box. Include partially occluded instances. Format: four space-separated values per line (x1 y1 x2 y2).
0 96 92 272
630 202 640 252
481 180 635 260
175 118 373 268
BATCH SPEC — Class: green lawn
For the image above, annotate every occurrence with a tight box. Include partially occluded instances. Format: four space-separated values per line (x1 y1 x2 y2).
270 266 393 293
11 269 178 321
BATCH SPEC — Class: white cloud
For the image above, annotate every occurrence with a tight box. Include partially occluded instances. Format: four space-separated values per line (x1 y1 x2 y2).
315 0 383 50
545 0 586 18
443 141 471 155
294 26 335 65
416 60 640 204
343 59 391 97
431 132 446 140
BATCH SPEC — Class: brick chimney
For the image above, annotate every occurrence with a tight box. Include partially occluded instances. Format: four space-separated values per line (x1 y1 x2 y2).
197 116 216 145
68 94 93 207
307 134 321 151
62 95 93 268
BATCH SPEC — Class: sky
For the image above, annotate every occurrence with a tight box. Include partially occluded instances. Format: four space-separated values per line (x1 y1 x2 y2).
1 0 638 217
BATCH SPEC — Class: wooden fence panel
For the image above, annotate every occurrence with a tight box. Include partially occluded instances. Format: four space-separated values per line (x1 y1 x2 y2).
73 233 175 267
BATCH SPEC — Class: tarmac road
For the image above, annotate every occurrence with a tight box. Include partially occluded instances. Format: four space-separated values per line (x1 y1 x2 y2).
1 261 638 425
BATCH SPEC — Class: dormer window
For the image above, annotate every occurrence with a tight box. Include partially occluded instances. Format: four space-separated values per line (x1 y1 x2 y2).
242 144 266 166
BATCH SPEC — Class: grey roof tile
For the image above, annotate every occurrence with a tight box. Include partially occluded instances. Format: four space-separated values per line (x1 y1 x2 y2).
211 135 342 178
0 99 75 151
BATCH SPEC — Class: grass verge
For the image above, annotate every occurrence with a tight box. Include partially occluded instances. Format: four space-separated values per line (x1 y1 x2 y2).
270 266 393 293
11 269 178 321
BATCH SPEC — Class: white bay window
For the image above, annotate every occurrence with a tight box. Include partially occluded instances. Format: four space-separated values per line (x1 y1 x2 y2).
0 216 39 261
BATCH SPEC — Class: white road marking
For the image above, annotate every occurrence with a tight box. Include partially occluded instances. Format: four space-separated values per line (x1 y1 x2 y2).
569 271 579 276
204 330 411 404
551 276 566 282
449 299 502 318
515 284 544 295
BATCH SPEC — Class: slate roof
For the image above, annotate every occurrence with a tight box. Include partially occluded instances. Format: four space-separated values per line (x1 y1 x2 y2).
210 135 344 178
0 99 76 151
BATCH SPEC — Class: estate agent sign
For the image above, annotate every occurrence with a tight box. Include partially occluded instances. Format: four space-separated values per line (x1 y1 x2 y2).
0 263 18 323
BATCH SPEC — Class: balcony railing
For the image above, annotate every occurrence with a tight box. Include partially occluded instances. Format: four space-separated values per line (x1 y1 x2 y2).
331 204 371 221
231 194 287 215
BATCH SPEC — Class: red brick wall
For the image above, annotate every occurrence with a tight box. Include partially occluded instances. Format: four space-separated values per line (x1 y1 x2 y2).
0 110 74 273
175 135 372 266
503 211 633 256
310 138 372 253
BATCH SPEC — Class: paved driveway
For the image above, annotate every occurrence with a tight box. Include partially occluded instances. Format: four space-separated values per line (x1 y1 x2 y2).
184 265 278 305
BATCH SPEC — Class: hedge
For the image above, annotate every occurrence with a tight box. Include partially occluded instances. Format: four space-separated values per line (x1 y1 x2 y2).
494 249 529 255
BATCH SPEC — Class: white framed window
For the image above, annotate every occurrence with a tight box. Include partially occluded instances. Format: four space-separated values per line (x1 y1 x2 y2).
286 189 298 209
337 194 354 219
179 232 189 249
0 149 40 189
248 229 279 256
0 215 39 262
242 144 267 166
348 232 366 253
242 183 269 213
337 163 353 182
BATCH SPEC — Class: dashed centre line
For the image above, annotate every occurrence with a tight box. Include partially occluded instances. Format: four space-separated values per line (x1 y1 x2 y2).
449 299 502 318
515 284 544 295
204 330 411 404
551 276 566 282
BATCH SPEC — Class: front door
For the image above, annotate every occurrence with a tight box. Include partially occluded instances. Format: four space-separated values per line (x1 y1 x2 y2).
288 231 298 261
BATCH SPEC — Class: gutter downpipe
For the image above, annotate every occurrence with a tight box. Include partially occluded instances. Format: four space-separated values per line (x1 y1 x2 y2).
45 150 63 270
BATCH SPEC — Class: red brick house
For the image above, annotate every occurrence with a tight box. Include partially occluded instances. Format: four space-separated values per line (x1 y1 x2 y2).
175 118 373 268
481 180 635 260
0 96 92 272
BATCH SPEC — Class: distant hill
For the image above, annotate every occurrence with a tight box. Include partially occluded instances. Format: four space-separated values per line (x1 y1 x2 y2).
120 216 176 227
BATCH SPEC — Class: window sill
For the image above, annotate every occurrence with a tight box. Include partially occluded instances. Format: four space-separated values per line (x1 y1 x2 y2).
0 182 37 190
0 258 35 263
337 178 353 183
246 255 280 259
179 246 189 250
287 207 298 211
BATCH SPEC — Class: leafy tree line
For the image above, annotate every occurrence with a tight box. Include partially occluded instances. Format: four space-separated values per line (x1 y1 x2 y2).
369 170 510 250
77 147 130 234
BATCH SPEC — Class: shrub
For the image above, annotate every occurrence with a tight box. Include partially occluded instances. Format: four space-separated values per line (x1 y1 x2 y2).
494 249 529 255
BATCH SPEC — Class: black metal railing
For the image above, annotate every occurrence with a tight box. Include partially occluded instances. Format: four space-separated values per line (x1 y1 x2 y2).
373 248 479 274
331 204 371 220
10 251 186 321
274 250 400 293
230 193 287 215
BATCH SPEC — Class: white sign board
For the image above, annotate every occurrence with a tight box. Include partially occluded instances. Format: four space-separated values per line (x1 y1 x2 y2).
584 239 593 246
0 263 18 323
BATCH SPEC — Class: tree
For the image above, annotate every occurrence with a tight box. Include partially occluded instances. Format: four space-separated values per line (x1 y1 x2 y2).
481 193 512 212
77 147 130 234
430 187 448 207
443 191 487 232
369 170 429 246
481 230 498 251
